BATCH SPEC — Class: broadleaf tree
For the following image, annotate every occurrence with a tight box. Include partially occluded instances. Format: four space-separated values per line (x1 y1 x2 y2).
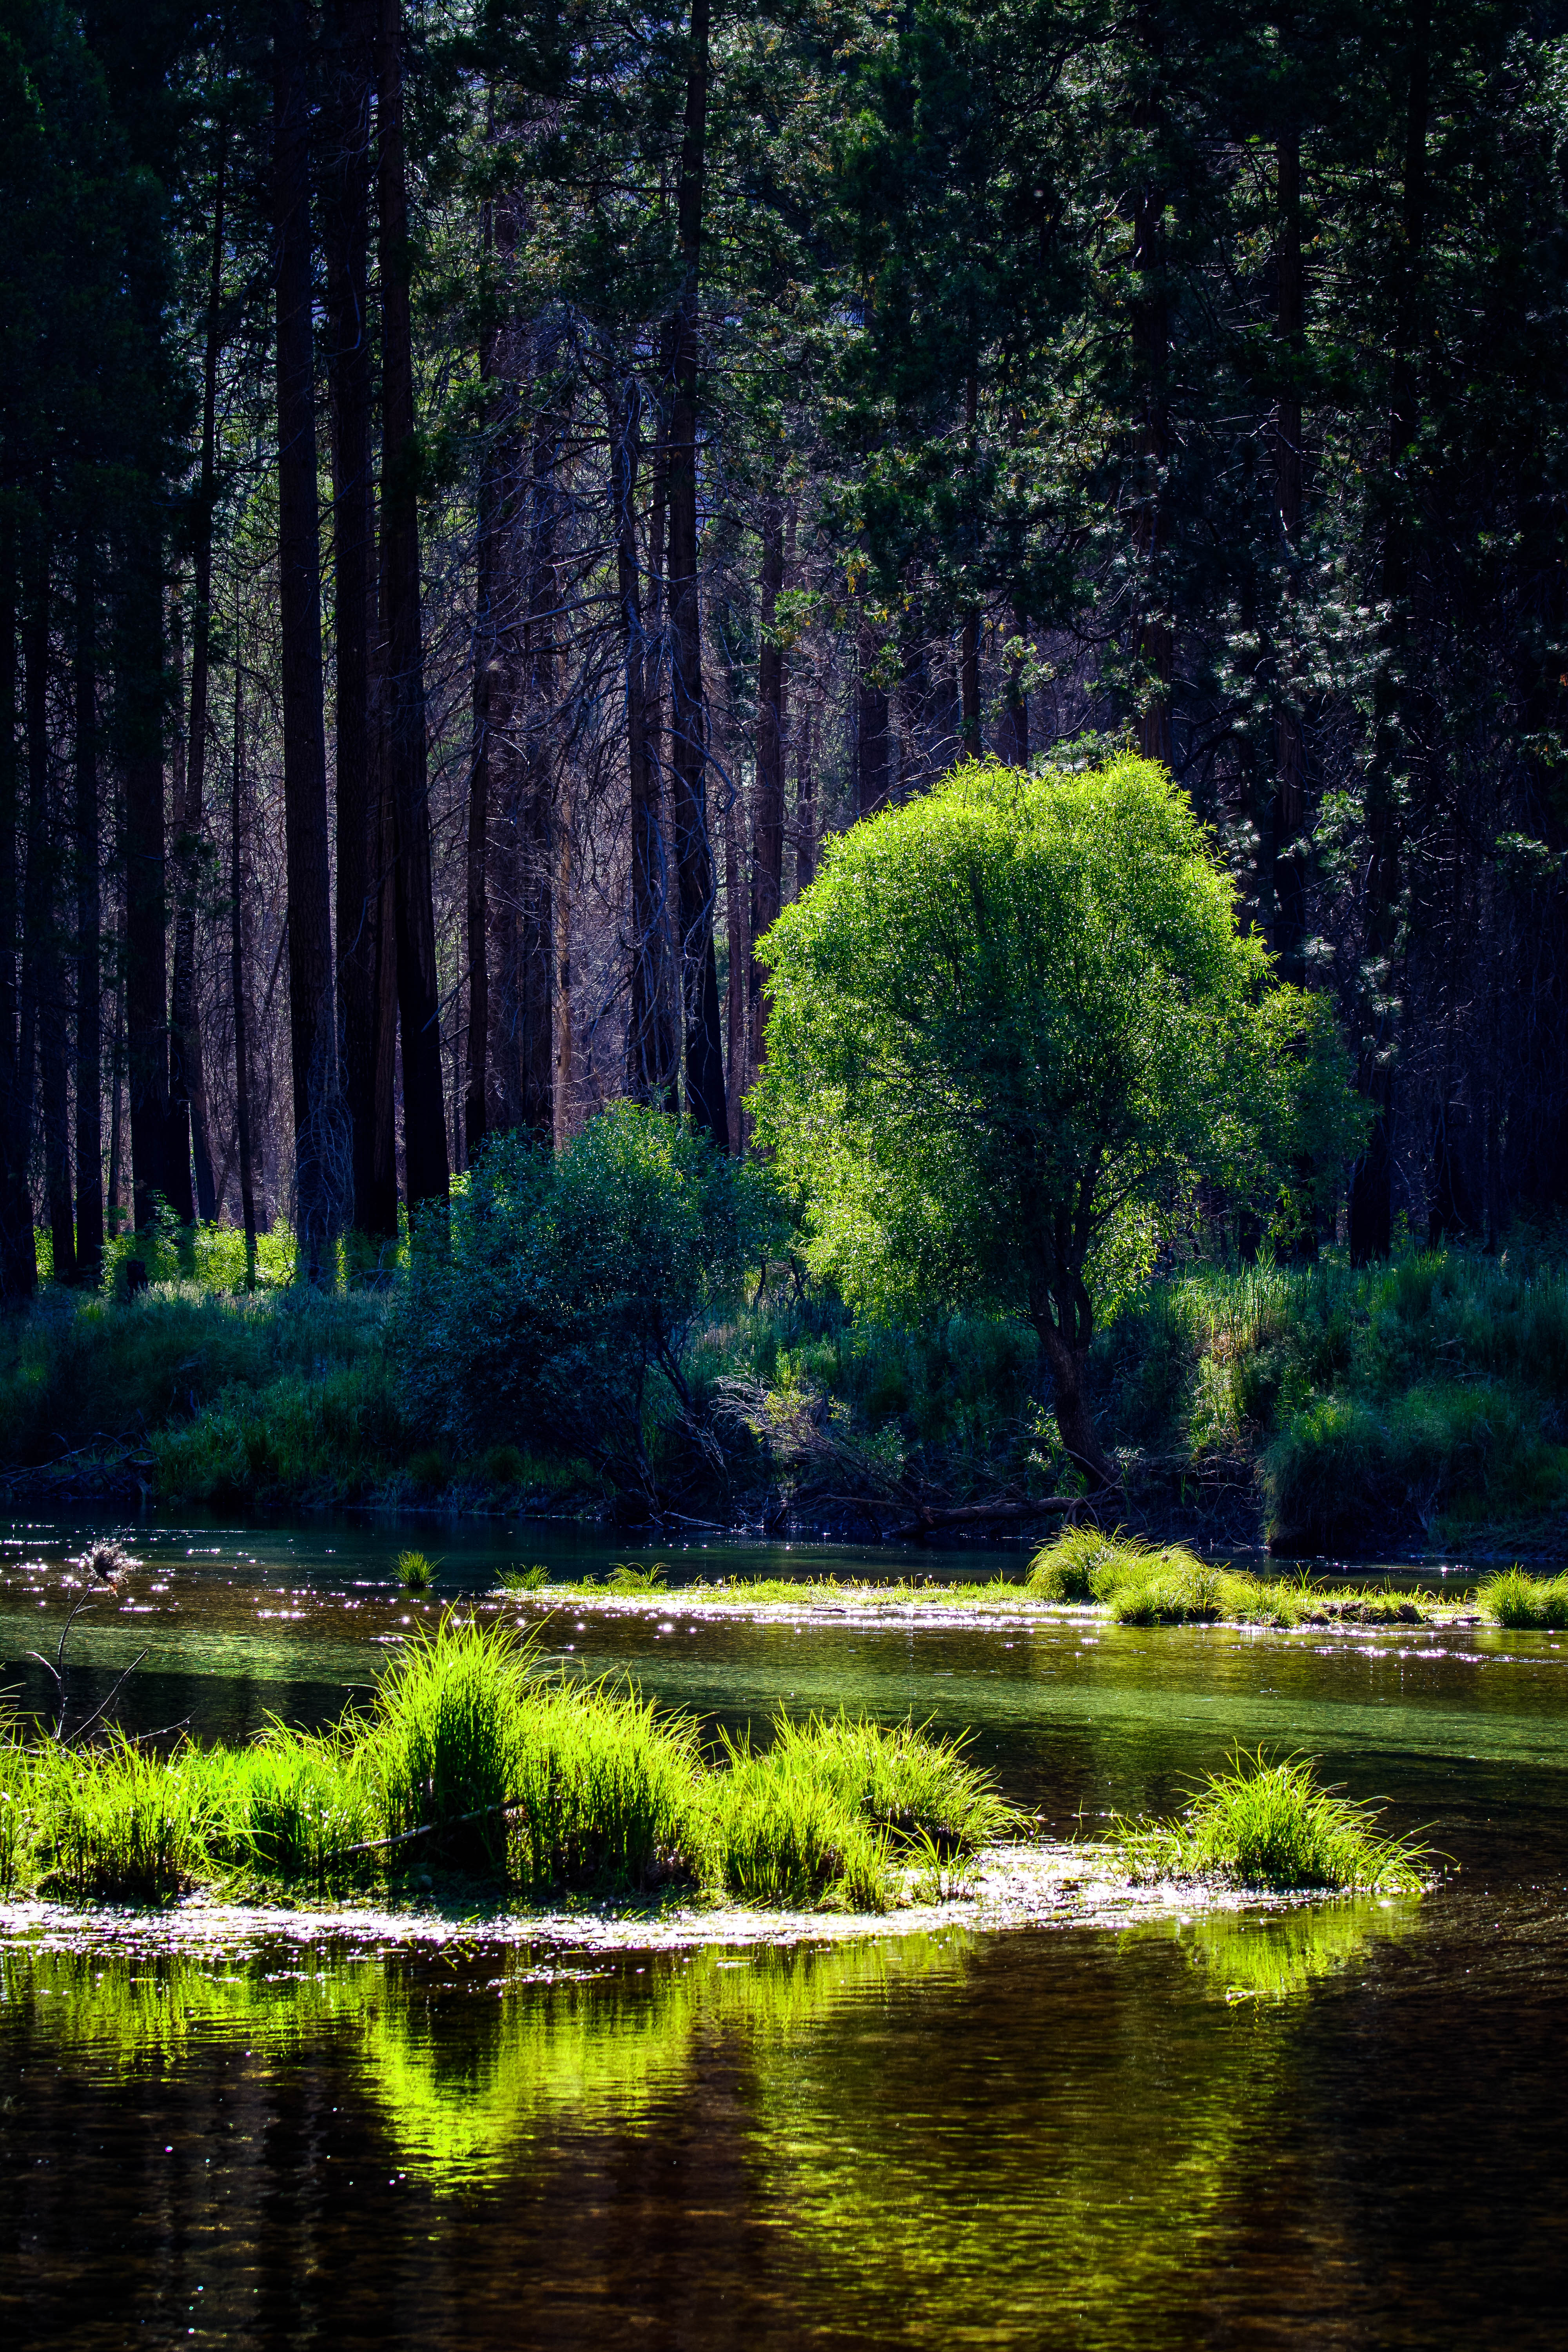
751 754 1365 1481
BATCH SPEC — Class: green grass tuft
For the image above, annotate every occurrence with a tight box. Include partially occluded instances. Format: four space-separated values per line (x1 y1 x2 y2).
1110 1748 1432 1894
1478 1565 1568 1629
397 1550 436 1592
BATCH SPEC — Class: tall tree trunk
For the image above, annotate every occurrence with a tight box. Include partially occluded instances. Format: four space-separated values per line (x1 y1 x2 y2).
106 939 125 1230
275 0 342 1275
794 702 816 894
1131 114 1171 763
466 188 499 1163
553 786 572 1149
170 156 223 1229
1350 10 1428 1264
162 603 196 1225
519 401 558 1140
1272 125 1307 985
750 493 785 1079
25 532 74 1281
724 782 747 1150
0 506 34 1300
610 372 672 1106
998 603 1029 768
667 0 728 1149
959 370 982 753
857 622 890 818
377 0 449 1216
325 0 393 1236
74 540 103 1288
232 656 258 1287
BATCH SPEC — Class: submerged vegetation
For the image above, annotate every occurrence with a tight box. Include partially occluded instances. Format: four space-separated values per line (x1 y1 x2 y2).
0 1616 1009 1915
1110 1751 1433 1896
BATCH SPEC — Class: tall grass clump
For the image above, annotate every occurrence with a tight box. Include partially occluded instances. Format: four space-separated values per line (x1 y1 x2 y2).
35 1736 208 1902
1479 1566 1568 1630
1111 1749 1431 1894
1028 1528 1222 1622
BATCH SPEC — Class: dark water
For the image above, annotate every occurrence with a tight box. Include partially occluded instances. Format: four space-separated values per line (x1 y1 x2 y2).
1 1520 1565 2347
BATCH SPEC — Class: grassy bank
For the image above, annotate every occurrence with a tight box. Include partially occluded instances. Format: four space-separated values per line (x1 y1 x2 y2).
502 1537 1565 1632
0 1616 1009 1913
9 1237 1568 1554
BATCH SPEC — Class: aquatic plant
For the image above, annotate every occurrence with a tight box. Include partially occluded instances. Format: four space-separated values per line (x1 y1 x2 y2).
606 1560 669 1593
0 1616 1001 1915
1110 1749 1432 1895
397 1549 436 1592
1478 1566 1568 1630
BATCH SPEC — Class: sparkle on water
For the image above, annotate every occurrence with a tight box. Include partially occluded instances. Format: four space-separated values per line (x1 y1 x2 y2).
1 1516 1565 2347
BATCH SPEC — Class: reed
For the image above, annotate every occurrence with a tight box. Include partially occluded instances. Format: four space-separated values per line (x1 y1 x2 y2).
1110 1749 1432 1894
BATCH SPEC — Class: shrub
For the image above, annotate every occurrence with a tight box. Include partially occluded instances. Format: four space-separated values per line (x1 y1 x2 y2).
395 1105 782 1492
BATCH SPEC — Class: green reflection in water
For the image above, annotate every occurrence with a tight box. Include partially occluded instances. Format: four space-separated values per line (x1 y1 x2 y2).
1126 1892 1421 2003
2 1931 965 2194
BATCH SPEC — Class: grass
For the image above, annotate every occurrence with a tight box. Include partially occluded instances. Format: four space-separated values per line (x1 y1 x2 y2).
1477 1566 1568 1628
398 1550 436 1592
1110 1749 1433 1895
0 1615 1012 1914
1024 1530 1436 1627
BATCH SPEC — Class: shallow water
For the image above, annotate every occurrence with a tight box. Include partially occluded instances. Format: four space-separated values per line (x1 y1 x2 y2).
2 1518 1566 2346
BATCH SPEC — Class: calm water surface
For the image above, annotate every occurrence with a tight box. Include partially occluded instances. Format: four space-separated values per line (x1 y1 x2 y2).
1 1518 1564 2347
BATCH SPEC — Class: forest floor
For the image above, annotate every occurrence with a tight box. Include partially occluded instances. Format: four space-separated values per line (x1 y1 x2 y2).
5 1238 1568 1561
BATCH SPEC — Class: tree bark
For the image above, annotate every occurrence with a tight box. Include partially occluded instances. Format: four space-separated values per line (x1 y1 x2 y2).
275 0 342 1274
750 492 785 1078
724 779 747 1151
323 0 394 1237
0 505 34 1300
998 603 1029 768
25 531 74 1281
856 624 890 818
1272 125 1307 985
794 703 816 894
162 604 196 1227
1131 101 1172 765
74 539 103 1289
377 0 449 1216
1350 8 1428 1264
610 372 675 1106
1029 1261 1114 1488
169 151 224 1230
232 657 258 1287
667 0 728 1149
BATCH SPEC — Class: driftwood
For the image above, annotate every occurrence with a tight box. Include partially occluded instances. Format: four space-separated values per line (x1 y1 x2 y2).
333 1795 522 1862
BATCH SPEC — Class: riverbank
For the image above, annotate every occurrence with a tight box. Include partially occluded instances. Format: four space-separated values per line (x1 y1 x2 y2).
9 1240 1568 1559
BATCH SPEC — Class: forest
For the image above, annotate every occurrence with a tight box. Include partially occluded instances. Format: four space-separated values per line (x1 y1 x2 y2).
4 0 1568 1546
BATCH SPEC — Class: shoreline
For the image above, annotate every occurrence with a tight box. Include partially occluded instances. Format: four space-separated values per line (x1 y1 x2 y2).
0 1840 1330 1960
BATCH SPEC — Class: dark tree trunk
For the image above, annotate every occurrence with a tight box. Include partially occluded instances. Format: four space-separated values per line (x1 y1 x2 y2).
610 372 673 1105
25 532 74 1281
794 702 816 893
276 0 342 1274
171 152 225 1229
1131 109 1172 765
120 526 172 1236
856 624 890 818
750 492 785 1077
162 606 196 1227
520 403 558 1141
998 603 1029 769
1272 125 1307 985
667 0 727 1149
377 0 449 1215
960 612 981 753
1350 11 1428 1265
74 539 103 1289
232 659 258 1287
0 507 34 1300
324 0 393 1237
1029 1261 1114 1488
723 779 747 1150
466 189 500 1163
